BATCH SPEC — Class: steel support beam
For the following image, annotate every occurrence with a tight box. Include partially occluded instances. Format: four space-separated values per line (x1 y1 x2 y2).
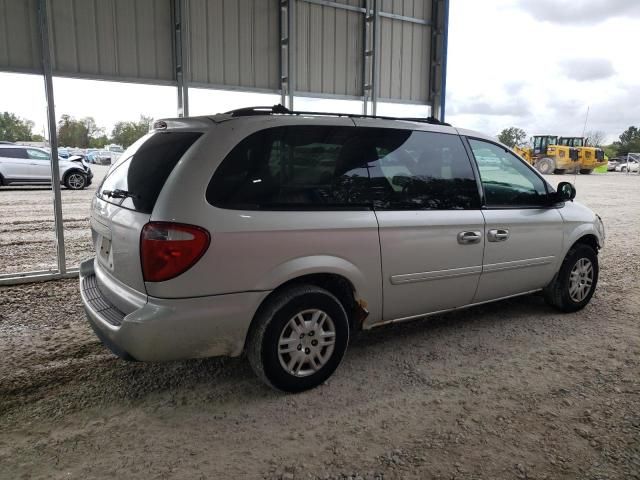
174 0 189 117
439 0 449 122
279 0 296 109
362 0 378 115
37 0 66 275
288 0 295 109
429 0 449 121
371 0 380 116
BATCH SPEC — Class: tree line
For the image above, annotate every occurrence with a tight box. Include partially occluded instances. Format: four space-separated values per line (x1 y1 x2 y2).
497 126 640 157
0 111 152 148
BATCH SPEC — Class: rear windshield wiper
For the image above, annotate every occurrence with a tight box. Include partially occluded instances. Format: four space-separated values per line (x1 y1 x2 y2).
102 189 139 199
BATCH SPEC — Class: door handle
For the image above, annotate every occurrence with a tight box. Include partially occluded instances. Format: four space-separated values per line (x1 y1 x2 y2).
488 228 510 242
457 231 482 244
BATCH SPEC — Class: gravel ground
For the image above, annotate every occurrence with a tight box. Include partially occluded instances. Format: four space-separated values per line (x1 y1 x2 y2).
0 173 639 480
0 165 109 275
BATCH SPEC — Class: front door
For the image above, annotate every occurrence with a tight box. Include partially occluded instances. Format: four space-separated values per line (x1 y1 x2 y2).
466 138 564 302
26 148 52 181
354 126 485 324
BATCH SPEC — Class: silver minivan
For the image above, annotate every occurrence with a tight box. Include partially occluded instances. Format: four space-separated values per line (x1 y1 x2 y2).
80 106 605 392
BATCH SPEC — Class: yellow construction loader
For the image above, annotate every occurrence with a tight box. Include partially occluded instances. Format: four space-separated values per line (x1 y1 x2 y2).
557 137 608 174
513 135 579 174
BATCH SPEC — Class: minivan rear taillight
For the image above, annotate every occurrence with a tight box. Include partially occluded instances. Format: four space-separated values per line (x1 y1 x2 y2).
141 222 210 282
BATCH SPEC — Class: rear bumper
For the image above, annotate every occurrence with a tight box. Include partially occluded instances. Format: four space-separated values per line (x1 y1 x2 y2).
79 258 270 361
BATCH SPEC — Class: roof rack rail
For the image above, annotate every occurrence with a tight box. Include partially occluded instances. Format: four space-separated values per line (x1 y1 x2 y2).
224 104 450 126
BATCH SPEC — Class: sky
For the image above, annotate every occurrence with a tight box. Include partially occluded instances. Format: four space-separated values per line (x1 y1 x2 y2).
1 0 638 144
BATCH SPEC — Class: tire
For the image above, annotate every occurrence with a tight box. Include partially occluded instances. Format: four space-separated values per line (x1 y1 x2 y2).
620 166 627 173
544 244 599 313
247 284 350 392
554 169 566 175
534 157 555 174
64 171 87 190
579 169 593 175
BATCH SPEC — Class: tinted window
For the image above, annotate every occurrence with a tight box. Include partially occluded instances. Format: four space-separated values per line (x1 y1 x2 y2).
468 139 548 207
367 130 480 210
99 131 202 214
207 126 370 209
0 148 28 159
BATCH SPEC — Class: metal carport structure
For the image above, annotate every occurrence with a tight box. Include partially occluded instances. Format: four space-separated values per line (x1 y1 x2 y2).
0 0 449 284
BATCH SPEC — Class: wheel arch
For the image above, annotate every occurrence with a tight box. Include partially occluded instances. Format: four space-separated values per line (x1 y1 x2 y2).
570 233 600 252
244 269 369 354
63 167 87 181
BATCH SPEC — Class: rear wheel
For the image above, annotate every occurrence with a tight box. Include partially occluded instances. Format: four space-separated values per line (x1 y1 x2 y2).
247 285 350 392
534 157 555 174
554 169 566 174
620 166 627 173
64 171 87 190
544 244 598 312
579 169 593 175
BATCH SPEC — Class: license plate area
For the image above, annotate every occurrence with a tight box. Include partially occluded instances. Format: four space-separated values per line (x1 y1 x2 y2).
91 216 114 270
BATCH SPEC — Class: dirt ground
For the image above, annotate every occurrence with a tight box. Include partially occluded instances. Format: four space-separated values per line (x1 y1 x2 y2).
1 172 639 480
0 165 110 275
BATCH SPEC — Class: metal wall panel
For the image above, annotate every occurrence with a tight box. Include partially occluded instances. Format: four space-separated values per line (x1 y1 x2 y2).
47 0 174 83
0 0 41 73
378 0 430 102
187 0 280 90
0 0 444 104
295 0 363 97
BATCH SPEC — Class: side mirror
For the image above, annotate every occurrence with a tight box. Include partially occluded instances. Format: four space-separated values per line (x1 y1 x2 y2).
554 181 576 203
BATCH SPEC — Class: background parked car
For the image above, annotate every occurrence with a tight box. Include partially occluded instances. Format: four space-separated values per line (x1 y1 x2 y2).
615 158 639 172
0 144 93 189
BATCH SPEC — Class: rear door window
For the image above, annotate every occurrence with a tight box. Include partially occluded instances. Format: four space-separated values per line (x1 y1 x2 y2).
366 129 481 210
206 125 370 209
1 148 28 159
98 131 202 214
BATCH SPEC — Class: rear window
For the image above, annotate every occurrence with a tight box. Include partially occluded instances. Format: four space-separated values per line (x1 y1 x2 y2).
0 147 28 159
98 131 201 214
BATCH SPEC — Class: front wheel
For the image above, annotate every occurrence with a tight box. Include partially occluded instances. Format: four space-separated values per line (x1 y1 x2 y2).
579 169 593 175
534 157 555 174
544 244 599 312
247 285 350 392
64 171 87 190
554 169 566 175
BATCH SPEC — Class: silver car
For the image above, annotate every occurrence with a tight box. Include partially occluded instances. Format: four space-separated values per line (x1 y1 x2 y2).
0 144 93 189
80 106 605 392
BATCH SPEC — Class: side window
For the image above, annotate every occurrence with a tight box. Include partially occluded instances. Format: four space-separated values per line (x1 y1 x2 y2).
468 139 548 207
207 126 370 209
1 148 29 159
367 129 480 210
27 149 50 161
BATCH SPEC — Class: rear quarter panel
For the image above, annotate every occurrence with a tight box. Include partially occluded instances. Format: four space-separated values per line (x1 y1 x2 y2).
148 117 383 323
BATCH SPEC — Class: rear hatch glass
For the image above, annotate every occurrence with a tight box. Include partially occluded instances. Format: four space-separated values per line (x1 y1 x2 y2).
98 131 202 214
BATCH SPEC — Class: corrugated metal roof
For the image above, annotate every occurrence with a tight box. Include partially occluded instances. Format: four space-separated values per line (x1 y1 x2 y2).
0 0 443 106
187 0 280 90
0 0 41 73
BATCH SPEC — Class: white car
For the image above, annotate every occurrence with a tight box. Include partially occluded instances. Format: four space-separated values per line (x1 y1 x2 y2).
0 144 93 189
615 158 639 172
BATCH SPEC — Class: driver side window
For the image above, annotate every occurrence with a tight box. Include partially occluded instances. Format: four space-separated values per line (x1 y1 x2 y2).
27 149 50 161
468 139 548 207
